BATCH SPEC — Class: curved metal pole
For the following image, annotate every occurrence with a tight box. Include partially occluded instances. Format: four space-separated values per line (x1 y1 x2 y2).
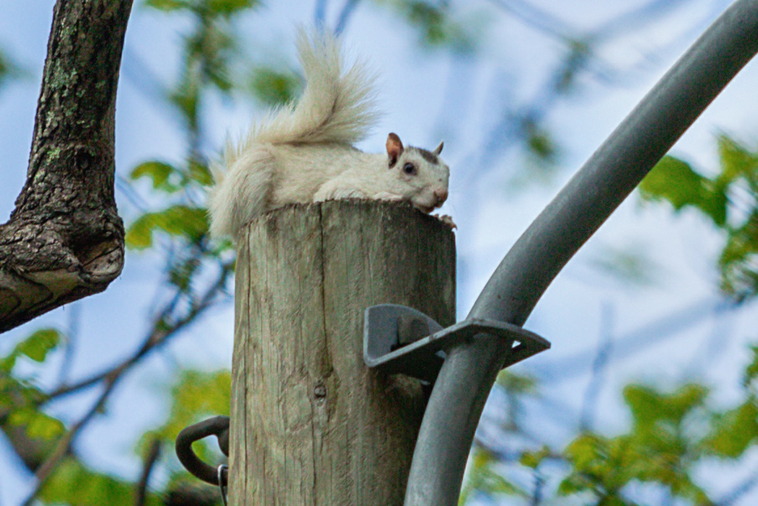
405 1 758 504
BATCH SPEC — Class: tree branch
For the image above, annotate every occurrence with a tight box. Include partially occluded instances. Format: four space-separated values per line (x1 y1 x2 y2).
134 438 162 506
0 0 134 333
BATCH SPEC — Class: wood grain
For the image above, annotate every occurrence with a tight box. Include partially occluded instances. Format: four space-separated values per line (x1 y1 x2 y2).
231 200 455 505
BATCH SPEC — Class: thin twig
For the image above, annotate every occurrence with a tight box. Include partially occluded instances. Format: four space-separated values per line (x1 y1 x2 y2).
46 260 233 401
530 470 544 506
533 297 734 383
57 301 81 386
21 261 231 504
717 468 758 506
314 0 328 28
335 0 361 35
579 302 614 431
135 438 162 506
21 376 119 506
487 0 576 40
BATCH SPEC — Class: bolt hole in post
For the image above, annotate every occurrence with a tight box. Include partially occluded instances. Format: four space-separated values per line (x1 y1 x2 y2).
390 1 758 505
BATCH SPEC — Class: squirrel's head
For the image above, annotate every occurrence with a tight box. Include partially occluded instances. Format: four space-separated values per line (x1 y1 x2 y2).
385 133 449 213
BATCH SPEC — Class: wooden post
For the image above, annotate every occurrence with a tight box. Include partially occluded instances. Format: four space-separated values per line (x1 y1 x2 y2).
230 201 455 506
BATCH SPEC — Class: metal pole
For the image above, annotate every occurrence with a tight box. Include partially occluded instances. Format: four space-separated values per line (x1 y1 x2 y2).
404 1 758 504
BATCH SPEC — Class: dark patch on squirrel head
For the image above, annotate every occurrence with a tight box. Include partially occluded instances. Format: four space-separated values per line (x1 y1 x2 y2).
410 147 439 165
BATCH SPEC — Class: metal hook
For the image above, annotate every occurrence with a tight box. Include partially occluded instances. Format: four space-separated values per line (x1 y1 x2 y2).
175 416 230 486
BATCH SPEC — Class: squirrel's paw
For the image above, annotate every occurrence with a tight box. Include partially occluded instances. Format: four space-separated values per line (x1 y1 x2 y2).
373 191 404 202
315 186 367 202
433 214 457 230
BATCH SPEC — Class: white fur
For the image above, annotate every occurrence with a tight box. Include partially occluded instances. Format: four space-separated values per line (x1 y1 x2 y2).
208 30 449 240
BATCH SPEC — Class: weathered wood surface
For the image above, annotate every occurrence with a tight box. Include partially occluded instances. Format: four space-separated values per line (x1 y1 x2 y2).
231 200 455 506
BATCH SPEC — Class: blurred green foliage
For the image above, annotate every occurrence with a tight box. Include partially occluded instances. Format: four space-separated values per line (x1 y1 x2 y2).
641 134 758 301
40 458 163 506
0 48 19 90
459 446 525 504
248 67 301 106
145 0 258 16
126 205 209 249
465 348 758 505
375 0 481 52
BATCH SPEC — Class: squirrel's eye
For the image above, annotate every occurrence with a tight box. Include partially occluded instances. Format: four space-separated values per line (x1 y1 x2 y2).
403 162 417 175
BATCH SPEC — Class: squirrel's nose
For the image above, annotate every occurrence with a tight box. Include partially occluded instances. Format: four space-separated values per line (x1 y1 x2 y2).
434 188 448 205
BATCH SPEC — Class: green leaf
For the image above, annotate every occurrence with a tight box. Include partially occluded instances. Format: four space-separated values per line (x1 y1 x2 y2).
557 472 594 495
640 156 727 226
142 370 231 467
564 433 609 471
478 467 521 495
153 369 231 441
624 383 708 428
171 370 231 420
0 352 17 372
560 433 617 496
0 50 8 76
170 82 200 128
519 446 550 469
2 328 62 371
209 0 258 15
130 161 181 192
460 446 524 504
249 67 301 107
7 407 66 440
189 159 214 186
0 47 24 91
523 119 557 162
0 50 12 89
144 0 189 11
717 134 758 187
126 205 209 249
719 209 758 300
704 400 758 457
17 328 61 362
495 370 536 394
745 345 758 385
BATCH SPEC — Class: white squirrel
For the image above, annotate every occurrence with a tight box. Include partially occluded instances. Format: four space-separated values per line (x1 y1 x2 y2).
208 30 450 239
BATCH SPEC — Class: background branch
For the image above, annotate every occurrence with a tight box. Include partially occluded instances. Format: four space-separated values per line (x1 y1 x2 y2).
134 438 162 506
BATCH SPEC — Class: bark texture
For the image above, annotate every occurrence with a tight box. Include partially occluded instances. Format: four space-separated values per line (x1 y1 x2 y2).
231 201 456 506
0 0 133 333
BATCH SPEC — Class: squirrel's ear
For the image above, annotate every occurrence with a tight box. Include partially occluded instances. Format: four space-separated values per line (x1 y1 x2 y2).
433 141 444 155
386 133 404 167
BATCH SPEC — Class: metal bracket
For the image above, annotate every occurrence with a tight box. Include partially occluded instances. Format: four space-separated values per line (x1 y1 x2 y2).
364 304 550 383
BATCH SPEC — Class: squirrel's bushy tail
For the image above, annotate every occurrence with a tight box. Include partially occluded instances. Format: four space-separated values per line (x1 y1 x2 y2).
209 29 378 239
237 29 378 154
208 147 275 239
